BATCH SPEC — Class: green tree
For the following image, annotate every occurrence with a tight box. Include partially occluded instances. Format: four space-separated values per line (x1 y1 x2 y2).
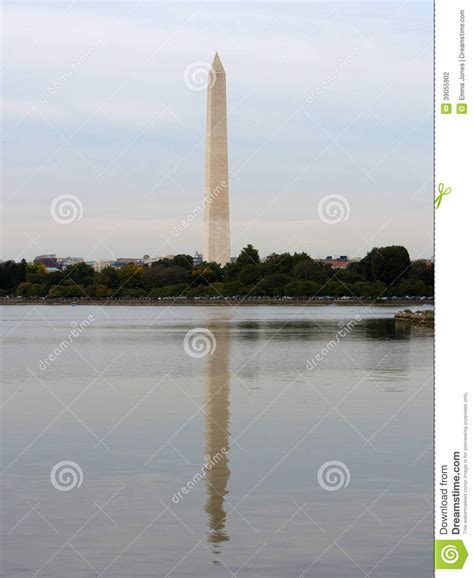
222 281 244 296
48 284 84 299
99 266 121 290
142 265 188 289
283 280 320 297
394 278 431 297
352 281 374 298
118 263 144 291
121 287 148 298
0 259 27 292
293 260 330 283
259 273 292 296
325 280 348 297
95 285 113 299
238 264 261 286
170 254 194 270
359 246 411 285
262 252 293 275
191 262 223 285
236 244 260 266
150 284 188 298
26 263 47 285
410 260 434 287
61 262 96 286
16 282 45 297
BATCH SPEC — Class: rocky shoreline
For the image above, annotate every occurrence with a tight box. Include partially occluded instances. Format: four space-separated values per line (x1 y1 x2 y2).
394 309 434 325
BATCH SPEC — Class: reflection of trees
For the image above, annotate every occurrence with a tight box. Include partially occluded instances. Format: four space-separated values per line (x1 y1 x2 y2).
364 318 432 391
237 320 321 341
364 318 414 340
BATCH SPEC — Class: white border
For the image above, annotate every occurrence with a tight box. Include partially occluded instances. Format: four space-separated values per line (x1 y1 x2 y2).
435 0 473 574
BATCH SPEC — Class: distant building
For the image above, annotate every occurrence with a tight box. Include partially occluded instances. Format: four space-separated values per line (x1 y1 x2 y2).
143 255 172 266
115 258 143 266
193 252 203 266
143 256 160 266
94 257 145 272
58 256 84 268
94 260 111 272
34 254 60 270
319 256 358 269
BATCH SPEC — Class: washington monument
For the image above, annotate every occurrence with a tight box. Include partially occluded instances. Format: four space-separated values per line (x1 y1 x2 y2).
203 53 230 266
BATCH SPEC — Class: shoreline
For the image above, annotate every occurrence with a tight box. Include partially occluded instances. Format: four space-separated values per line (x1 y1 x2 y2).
0 298 433 307
394 309 434 325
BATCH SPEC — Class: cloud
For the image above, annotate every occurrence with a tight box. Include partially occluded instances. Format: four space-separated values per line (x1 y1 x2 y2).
1 1 433 260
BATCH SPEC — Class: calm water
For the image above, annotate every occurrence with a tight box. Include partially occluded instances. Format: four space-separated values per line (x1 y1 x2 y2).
1 305 433 577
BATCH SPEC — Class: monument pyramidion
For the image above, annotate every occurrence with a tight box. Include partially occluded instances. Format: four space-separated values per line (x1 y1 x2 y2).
203 53 230 267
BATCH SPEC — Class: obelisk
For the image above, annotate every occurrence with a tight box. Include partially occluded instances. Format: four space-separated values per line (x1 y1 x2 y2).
203 53 230 266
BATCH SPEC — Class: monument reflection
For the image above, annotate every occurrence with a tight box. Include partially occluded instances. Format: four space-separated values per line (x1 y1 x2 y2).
203 317 231 555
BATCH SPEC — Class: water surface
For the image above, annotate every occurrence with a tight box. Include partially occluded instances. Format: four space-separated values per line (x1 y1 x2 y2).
1 305 433 577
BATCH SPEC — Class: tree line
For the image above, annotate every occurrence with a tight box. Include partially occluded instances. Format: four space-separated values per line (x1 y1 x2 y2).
0 245 433 300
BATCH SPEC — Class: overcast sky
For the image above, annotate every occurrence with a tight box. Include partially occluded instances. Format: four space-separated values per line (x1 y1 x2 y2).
1 0 433 261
